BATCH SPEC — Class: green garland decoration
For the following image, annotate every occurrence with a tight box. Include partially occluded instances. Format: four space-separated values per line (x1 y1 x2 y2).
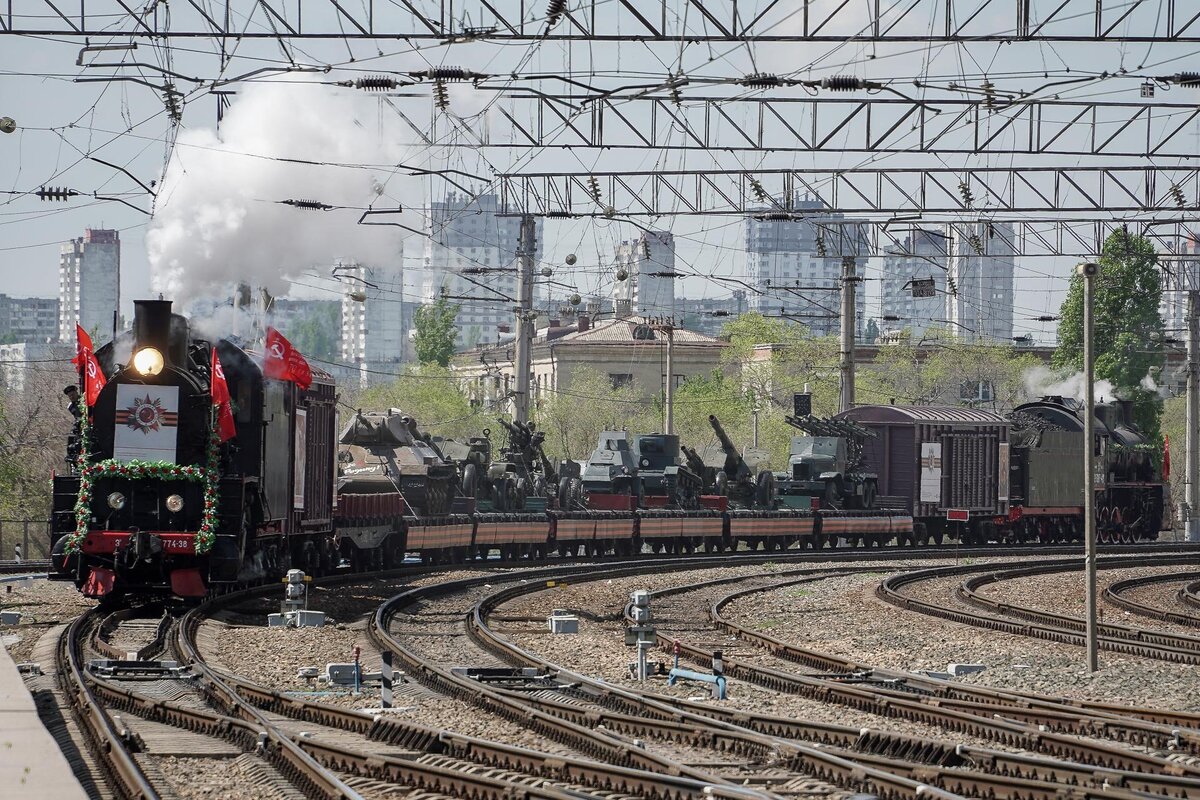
65 408 222 556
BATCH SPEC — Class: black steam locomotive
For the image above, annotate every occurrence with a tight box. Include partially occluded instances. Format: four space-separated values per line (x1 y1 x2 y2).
51 300 336 600
1008 395 1168 543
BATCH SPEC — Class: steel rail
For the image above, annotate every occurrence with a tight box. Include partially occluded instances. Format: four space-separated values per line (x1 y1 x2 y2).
460 566 1200 798
59 608 161 800
876 556 1200 664
92 605 171 661
1183 580 1200 611
1103 571 1200 628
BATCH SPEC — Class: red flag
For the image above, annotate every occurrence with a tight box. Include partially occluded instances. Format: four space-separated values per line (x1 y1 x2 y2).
82 347 106 406
1164 434 1171 481
263 327 312 390
210 348 237 442
72 324 94 367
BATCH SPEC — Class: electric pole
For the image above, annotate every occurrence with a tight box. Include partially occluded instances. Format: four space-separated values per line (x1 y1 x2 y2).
1188 289 1200 542
513 214 536 426
1079 261 1100 673
653 318 676 435
839 256 857 413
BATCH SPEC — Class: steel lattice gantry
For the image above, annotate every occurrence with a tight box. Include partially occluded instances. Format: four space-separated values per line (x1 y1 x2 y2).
406 95 1200 159
493 166 1200 217
3 0 1199 41
695 219 1200 259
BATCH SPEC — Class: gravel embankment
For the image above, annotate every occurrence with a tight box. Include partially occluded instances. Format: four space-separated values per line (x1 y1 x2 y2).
1 577 93 663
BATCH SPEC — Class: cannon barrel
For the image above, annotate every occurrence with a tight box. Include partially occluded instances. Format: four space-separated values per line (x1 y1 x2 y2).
497 417 521 435
681 444 707 473
708 415 738 455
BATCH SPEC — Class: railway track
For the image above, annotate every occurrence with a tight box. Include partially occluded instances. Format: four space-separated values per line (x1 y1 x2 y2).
877 555 1200 663
447 553 1200 799
1103 570 1200 628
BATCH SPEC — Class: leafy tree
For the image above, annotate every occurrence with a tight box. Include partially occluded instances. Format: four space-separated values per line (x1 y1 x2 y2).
536 366 652 461
1160 393 1185 509
355 364 478 440
413 296 460 367
286 301 340 362
1054 230 1164 438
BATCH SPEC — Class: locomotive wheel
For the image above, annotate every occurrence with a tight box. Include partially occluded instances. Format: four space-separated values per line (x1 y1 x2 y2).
1097 507 1110 544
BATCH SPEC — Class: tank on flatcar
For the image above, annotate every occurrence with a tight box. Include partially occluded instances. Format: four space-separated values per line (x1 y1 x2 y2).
835 405 1010 544
337 410 456 516
1010 395 1166 542
50 300 337 600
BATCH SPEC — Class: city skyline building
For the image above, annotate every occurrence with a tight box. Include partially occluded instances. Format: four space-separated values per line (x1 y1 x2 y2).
58 228 120 343
880 229 950 341
745 198 866 337
421 192 541 350
340 260 415 386
1160 237 1199 342
945 221 1016 342
0 294 59 343
612 230 677 319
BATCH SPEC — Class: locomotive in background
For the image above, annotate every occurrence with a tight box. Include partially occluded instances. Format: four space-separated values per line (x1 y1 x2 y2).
51 300 337 599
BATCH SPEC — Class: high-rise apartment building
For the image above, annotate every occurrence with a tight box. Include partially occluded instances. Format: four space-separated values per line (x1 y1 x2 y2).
340 261 415 386
59 228 120 343
880 229 950 340
0 295 59 343
945 222 1016 341
745 199 866 336
612 230 677 319
678 290 748 337
421 192 541 350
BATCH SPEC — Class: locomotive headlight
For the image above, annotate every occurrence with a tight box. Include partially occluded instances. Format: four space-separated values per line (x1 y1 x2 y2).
132 347 165 376
107 492 126 510
165 494 185 513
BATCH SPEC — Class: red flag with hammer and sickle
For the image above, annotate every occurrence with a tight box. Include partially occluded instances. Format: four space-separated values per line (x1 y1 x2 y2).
210 347 237 442
263 327 312 391
72 324 93 368
82 345 106 406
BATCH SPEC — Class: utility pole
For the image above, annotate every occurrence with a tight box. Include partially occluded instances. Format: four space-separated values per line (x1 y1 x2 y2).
664 323 675 435
513 214 536 426
1188 289 1200 542
1079 261 1100 673
839 256 857 413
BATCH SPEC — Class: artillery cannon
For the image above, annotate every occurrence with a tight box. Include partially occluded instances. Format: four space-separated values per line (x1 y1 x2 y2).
430 430 493 501
337 409 457 516
706 415 776 509
491 418 583 511
779 415 877 509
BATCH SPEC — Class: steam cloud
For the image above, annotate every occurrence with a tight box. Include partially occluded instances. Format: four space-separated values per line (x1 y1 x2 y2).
147 80 415 299
1024 366 1117 402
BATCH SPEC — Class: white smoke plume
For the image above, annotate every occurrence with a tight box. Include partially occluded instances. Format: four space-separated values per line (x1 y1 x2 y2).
1024 366 1117 403
147 80 416 299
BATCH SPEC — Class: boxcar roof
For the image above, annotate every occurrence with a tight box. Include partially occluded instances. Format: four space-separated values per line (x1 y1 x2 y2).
838 405 1009 425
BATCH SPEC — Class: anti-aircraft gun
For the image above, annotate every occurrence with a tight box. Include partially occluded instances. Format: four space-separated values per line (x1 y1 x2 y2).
337 409 458 516
705 415 776 509
779 415 877 509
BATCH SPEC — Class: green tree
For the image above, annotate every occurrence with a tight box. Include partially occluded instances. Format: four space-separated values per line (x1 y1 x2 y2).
286 301 340 362
537 366 652 461
355 364 478 440
413 296 460 367
1053 230 1165 438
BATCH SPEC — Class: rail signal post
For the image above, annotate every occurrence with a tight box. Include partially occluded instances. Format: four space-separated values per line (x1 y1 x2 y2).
1079 261 1100 672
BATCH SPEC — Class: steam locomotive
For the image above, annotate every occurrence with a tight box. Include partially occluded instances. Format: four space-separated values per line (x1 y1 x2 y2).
51 300 337 599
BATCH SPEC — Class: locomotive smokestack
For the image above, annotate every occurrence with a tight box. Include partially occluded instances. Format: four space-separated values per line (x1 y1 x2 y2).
130 299 173 376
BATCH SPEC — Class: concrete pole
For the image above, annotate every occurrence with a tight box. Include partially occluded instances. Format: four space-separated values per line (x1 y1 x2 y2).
1187 290 1200 542
839 256 857 413
664 325 675 435
1079 261 1100 673
752 408 759 448
514 214 536 425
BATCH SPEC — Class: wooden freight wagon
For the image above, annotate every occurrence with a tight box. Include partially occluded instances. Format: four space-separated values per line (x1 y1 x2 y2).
836 405 1010 541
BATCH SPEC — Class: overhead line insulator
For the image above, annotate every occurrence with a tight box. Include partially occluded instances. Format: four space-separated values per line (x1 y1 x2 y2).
355 75 400 91
36 186 78 201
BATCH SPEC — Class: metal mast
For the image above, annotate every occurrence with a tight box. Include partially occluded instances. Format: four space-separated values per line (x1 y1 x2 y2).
513 214 536 425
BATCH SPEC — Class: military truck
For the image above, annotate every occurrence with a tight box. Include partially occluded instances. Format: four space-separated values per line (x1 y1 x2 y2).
337 409 458 516
778 415 877 509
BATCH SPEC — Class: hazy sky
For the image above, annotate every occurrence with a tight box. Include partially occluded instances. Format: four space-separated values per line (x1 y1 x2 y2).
2 1 1197 343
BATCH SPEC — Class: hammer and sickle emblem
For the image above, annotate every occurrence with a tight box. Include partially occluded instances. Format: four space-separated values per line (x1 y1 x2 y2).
269 343 285 359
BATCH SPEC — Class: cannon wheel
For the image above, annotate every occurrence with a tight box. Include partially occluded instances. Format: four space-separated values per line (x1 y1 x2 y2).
461 463 478 498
